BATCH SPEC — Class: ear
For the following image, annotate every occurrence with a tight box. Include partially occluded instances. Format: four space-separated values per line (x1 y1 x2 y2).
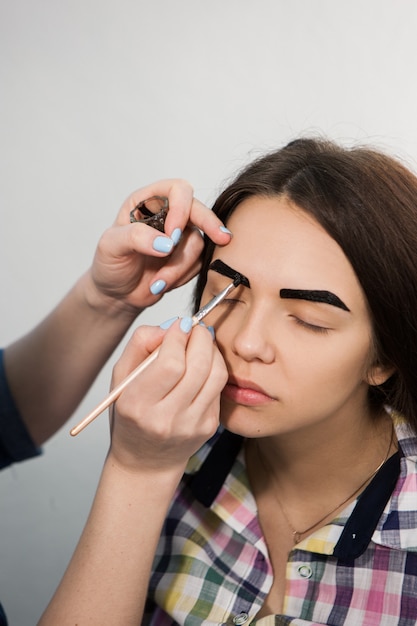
365 362 396 387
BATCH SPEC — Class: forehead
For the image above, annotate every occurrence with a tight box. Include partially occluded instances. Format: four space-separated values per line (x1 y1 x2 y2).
210 195 366 307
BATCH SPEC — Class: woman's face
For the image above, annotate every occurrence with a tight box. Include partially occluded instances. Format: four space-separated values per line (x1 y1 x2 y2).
201 195 386 439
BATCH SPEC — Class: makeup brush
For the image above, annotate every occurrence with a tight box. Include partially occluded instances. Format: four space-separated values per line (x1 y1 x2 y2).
70 275 244 437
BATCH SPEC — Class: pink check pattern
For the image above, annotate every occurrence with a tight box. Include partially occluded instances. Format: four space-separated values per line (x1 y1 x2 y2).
144 419 417 625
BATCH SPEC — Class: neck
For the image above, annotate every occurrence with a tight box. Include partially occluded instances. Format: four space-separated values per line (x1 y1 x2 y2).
250 409 395 497
246 411 396 545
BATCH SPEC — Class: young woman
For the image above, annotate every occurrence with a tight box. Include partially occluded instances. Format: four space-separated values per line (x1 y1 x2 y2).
40 138 417 625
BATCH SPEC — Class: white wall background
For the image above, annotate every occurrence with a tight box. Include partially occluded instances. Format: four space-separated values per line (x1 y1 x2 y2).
1 1 417 623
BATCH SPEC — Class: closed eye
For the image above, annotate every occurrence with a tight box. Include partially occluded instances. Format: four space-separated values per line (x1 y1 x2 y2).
220 298 243 306
292 316 331 334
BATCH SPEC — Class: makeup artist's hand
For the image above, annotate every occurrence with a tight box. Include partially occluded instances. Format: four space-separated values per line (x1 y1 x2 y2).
89 179 232 314
107 319 227 474
4 180 230 448
38 318 226 626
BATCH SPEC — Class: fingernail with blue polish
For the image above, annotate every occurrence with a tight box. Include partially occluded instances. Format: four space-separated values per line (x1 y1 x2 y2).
180 316 193 333
171 227 182 246
153 236 174 254
160 316 178 330
150 279 167 295
220 226 233 236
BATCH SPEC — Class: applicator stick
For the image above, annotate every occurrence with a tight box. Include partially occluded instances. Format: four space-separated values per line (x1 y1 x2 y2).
70 279 240 436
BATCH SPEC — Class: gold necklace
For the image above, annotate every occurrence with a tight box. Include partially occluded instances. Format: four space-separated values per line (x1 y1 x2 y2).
256 422 395 545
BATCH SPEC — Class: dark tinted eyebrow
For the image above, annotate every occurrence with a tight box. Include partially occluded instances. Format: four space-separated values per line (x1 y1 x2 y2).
208 259 250 288
280 289 350 312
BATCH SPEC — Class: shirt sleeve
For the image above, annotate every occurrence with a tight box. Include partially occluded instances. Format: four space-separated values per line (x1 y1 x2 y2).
0 602 8 626
0 349 41 470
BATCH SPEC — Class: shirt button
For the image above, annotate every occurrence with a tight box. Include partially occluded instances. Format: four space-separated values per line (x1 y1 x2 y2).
297 564 313 579
233 612 249 625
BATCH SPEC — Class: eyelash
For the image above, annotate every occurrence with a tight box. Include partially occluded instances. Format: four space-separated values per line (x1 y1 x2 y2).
221 298 242 306
215 295 330 334
293 317 330 335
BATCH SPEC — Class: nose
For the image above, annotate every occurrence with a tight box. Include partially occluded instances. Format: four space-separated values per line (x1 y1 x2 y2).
230 306 275 364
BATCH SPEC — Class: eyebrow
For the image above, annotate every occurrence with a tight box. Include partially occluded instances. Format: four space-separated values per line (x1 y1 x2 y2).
280 289 350 311
208 259 251 288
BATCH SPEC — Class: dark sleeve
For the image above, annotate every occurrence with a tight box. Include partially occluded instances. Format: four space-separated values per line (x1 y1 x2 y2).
0 349 41 470
0 602 8 626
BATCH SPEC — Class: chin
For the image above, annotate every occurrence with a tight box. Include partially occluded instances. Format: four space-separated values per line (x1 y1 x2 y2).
219 407 266 439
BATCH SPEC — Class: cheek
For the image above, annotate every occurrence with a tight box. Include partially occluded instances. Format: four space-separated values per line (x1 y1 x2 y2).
293 330 373 390
210 319 232 355
205 316 239 369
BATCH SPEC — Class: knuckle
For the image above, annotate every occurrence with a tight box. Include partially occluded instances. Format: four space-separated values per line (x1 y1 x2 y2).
201 411 220 439
128 225 146 249
217 368 229 389
95 227 113 253
147 419 171 440
160 353 186 380
130 326 154 349
173 178 193 192
190 354 210 379
112 361 123 382
131 325 147 341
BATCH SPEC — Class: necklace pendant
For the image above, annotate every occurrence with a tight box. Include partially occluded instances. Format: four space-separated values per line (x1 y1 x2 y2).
293 531 302 545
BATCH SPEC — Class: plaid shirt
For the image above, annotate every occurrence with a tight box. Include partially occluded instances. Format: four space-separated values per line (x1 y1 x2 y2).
144 419 417 625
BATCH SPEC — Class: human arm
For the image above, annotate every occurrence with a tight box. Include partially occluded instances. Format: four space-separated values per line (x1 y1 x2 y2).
3 179 231 446
37 320 227 625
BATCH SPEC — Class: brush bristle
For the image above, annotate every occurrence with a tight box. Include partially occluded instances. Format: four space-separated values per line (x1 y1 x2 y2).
233 273 250 288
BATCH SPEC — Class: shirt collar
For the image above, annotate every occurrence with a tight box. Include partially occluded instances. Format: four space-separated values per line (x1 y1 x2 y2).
188 420 417 558
188 428 243 507
333 451 401 559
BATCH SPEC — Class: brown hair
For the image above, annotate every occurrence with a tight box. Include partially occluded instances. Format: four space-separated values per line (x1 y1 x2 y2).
193 137 417 432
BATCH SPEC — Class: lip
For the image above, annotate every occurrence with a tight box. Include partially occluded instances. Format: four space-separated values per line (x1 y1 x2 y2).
222 376 276 406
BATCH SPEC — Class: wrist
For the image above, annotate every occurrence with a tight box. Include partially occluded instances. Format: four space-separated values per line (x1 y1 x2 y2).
103 451 185 498
77 270 142 325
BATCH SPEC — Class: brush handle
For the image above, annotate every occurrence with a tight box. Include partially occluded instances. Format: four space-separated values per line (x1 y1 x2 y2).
70 312 200 436
70 347 161 436
70 279 238 437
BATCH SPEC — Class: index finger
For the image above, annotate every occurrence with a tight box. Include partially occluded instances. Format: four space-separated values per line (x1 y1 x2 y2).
163 184 232 247
119 179 233 246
